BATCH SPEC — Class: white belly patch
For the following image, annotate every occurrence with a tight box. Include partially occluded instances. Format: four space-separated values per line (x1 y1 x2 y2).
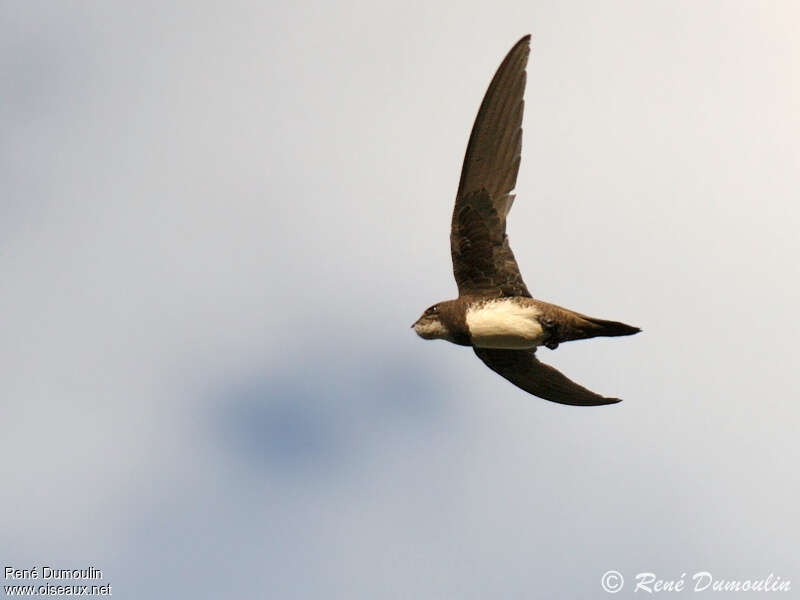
465 300 546 349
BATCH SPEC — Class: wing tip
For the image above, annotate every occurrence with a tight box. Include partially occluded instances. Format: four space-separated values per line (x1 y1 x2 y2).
575 396 622 406
513 35 532 55
550 395 623 407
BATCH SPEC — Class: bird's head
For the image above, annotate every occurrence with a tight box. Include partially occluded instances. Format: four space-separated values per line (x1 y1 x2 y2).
412 303 452 341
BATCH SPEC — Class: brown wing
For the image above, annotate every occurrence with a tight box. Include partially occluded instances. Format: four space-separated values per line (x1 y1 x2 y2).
474 347 622 406
451 35 532 298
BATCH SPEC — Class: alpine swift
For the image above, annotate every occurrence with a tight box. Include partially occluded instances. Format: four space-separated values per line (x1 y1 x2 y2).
412 35 640 406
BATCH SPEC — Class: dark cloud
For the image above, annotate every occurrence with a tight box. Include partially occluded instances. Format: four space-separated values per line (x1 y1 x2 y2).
211 353 450 476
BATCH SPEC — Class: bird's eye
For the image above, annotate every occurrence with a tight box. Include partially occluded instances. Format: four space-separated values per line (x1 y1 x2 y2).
430 305 439 314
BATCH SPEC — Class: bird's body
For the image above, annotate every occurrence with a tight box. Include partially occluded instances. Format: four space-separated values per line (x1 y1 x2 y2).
412 35 640 406
465 297 546 350
416 296 639 351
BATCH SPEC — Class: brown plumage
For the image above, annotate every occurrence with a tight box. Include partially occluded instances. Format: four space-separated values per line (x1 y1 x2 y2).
413 35 640 406
451 34 531 299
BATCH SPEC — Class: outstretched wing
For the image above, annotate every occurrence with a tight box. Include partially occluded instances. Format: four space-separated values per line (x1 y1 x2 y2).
474 347 622 406
451 35 532 298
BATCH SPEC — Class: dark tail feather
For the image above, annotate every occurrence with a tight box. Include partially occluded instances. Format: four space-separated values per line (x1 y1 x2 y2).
583 316 641 338
559 314 641 343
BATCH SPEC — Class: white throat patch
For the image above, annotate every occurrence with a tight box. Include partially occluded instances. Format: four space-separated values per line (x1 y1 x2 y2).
465 299 545 349
414 319 448 340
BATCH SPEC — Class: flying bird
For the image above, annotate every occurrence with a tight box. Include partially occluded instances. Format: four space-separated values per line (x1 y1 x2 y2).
412 35 640 406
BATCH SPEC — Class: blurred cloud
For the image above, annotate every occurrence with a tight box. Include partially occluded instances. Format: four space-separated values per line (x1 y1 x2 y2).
211 352 450 476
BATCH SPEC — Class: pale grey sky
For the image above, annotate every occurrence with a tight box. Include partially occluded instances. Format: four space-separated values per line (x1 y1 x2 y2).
2 1 798 597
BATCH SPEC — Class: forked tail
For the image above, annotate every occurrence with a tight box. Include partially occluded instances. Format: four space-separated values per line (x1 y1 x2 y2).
554 312 641 345
581 316 641 338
